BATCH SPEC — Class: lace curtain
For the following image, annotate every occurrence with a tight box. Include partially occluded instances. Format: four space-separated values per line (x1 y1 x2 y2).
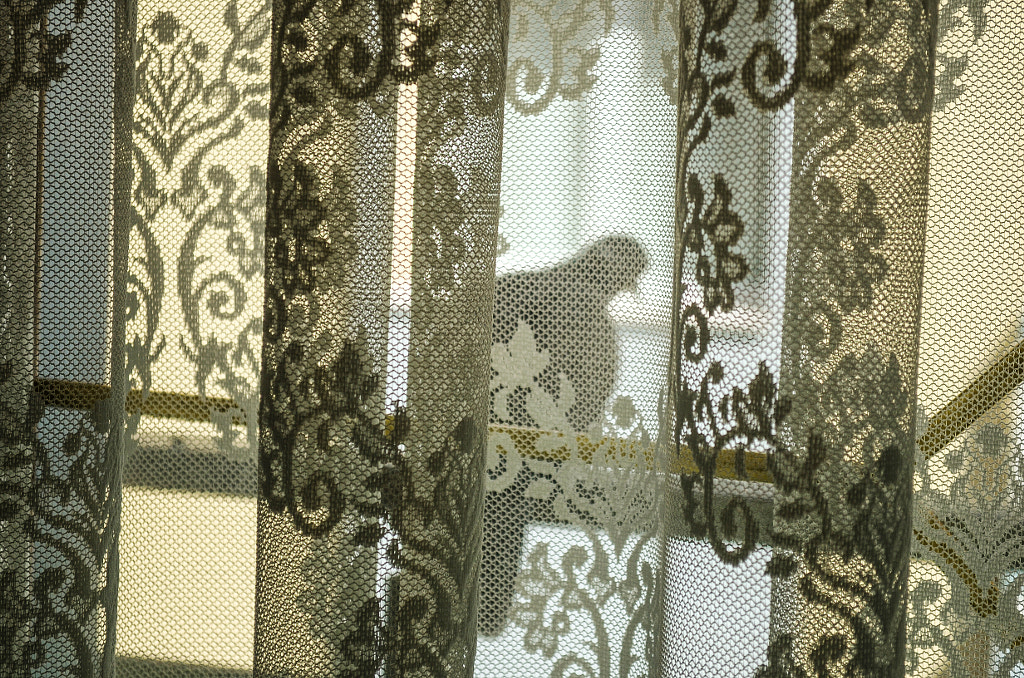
2 0 1022 675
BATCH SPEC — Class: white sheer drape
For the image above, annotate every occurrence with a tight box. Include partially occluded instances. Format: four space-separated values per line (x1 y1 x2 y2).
1 0 1022 676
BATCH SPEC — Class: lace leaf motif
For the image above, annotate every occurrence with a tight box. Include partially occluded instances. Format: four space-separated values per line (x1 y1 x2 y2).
491 320 576 435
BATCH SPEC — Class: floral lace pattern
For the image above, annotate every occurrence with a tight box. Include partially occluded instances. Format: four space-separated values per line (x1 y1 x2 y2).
128 3 271 453
2 0 1021 675
671 0 932 674
256 0 505 675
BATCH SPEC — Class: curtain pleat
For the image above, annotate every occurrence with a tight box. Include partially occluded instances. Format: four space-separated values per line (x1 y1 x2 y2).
1 38 47 673
254 0 401 670
668 0 932 674
766 0 933 671
255 0 507 675
1 0 134 673
910 2 1024 675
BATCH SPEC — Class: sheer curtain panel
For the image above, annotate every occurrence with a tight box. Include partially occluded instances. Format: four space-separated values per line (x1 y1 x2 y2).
1 0 1023 676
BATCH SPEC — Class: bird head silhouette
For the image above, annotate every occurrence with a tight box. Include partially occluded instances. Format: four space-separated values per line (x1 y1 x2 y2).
566 235 648 300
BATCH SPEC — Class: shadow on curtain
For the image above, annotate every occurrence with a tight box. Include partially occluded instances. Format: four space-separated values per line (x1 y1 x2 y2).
1 0 1023 676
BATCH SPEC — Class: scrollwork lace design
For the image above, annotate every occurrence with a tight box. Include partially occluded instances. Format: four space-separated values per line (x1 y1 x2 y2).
262 324 486 673
260 262 488 672
671 0 931 674
274 0 445 112
684 173 749 314
933 0 988 112
677 362 790 564
655 0 860 109
486 314 660 672
129 3 271 450
762 429 914 675
259 0 502 672
672 0 796 569
0 367 121 677
505 0 613 115
324 0 447 99
0 0 86 104
910 422 1024 675
740 0 859 111
509 530 658 678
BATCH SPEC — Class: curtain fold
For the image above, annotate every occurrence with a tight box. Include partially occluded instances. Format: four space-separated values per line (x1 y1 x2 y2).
256 0 507 673
2 0 1023 676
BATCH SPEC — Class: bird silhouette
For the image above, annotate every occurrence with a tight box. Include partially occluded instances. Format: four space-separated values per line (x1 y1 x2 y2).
479 235 647 635
490 235 647 431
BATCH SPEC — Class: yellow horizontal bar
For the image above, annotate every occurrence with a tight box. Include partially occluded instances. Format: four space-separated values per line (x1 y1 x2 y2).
35 378 245 426
37 335 1024 481
917 340 1024 458
487 423 772 482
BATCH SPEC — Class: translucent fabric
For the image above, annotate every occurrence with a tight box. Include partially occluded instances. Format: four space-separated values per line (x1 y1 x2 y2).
0 0 1021 676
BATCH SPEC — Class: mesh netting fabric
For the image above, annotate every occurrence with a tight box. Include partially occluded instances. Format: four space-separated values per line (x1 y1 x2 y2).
910 2 1024 674
1 0 1022 676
